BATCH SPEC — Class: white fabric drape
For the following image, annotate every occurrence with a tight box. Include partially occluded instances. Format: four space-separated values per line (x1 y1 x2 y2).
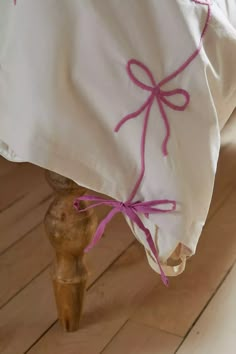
0 0 236 275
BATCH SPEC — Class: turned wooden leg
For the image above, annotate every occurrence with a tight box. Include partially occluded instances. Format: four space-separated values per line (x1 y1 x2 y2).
44 171 97 332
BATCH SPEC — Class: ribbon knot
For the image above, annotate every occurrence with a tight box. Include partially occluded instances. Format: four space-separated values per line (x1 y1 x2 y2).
74 195 176 286
115 59 190 156
153 85 160 95
119 201 127 211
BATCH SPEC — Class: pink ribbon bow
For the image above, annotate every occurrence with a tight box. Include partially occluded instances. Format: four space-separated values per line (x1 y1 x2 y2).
115 59 190 156
74 195 176 286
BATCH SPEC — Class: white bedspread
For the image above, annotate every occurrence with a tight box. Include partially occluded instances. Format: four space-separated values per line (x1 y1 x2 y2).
0 0 236 278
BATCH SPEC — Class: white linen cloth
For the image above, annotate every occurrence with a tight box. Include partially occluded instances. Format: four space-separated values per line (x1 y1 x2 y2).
0 0 236 276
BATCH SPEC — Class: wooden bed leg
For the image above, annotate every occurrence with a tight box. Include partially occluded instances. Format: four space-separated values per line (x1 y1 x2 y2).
44 171 97 332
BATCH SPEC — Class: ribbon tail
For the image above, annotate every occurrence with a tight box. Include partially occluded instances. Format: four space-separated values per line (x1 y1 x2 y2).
75 195 112 203
84 208 119 253
74 201 104 212
125 208 169 287
74 195 120 212
156 97 170 157
114 95 153 132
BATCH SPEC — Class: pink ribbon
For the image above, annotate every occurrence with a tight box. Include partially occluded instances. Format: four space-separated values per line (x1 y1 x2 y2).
74 195 176 286
115 59 190 156
74 0 211 287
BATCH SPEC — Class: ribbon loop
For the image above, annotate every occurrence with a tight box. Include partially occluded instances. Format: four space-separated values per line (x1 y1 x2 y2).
160 88 190 111
127 59 157 91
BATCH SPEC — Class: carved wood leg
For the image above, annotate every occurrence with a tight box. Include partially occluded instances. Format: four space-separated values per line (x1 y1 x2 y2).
44 171 97 332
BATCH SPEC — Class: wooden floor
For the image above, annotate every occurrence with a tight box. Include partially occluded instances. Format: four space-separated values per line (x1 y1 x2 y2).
1 115 236 354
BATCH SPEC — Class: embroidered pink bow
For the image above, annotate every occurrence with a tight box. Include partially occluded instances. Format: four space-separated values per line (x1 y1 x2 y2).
115 59 190 156
74 195 176 286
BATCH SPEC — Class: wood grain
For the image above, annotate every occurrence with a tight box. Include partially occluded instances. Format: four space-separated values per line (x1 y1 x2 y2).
0 224 53 308
0 163 48 212
176 264 236 354
0 157 17 177
0 269 56 354
102 321 181 354
44 172 97 332
0 190 52 254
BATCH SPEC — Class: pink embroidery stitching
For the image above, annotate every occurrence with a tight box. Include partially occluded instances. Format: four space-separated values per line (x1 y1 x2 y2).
74 0 211 286
115 60 190 158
